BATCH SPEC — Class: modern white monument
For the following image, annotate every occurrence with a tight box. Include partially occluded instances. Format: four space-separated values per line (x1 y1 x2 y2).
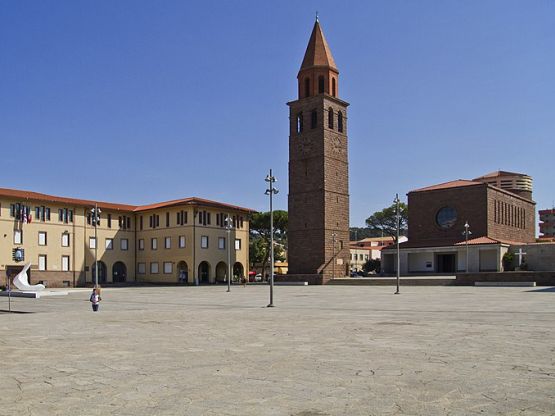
12 262 45 291
0 262 67 299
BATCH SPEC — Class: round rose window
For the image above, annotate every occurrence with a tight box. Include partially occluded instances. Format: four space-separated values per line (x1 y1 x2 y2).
436 207 457 229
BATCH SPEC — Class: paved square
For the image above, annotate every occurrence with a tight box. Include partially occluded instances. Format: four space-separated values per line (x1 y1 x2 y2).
1 285 554 415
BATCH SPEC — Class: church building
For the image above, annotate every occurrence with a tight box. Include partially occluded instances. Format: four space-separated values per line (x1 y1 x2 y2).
382 172 536 274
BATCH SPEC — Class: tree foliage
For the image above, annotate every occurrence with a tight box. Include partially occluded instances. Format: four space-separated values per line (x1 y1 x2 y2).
363 258 381 274
365 203 408 244
249 210 288 274
349 227 384 241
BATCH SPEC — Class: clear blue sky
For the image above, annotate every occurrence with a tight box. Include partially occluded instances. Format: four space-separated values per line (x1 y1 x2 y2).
1 1 553 229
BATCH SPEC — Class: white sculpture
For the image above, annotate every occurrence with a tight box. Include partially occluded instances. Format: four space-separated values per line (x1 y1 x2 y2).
12 262 45 291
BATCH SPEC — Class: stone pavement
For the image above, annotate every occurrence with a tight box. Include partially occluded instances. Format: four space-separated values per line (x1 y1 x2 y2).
0 285 554 415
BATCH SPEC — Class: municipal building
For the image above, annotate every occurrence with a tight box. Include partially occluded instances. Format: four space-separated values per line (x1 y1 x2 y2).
0 188 253 287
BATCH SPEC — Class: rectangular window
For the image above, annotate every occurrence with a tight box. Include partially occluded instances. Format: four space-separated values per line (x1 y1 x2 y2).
140 216 143 230
179 235 186 248
58 209 63 222
61 233 70 247
207 212 211 225
62 256 70 272
156 215 160 227
184 211 188 224
121 238 129 251
14 229 22 244
218 237 225 250
235 238 241 250
137 263 146 274
150 262 159 274
89 237 96 249
166 212 170 227
105 238 113 250
151 238 158 250
149 215 153 228
201 235 209 249
165 236 171 249
38 255 47 271
163 262 173 274
38 231 47 246
108 214 112 228
45 207 50 221
138 239 145 250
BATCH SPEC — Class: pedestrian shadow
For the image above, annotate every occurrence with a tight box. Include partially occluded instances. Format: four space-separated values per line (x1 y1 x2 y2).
526 287 555 293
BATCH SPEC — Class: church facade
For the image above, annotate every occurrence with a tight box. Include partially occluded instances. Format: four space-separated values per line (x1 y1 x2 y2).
287 20 350 284
382 173 536 274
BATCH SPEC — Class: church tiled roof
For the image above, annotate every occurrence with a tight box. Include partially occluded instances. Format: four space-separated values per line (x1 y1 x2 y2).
300 20 337 71
410 180 482 193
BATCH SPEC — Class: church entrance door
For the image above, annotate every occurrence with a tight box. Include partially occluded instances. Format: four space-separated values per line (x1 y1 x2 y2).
436 254 456 274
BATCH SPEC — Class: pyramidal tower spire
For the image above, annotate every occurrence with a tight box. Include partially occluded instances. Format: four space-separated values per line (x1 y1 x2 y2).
297 19 339 99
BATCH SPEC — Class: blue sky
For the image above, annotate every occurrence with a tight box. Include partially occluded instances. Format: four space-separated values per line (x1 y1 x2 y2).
1 1 553 228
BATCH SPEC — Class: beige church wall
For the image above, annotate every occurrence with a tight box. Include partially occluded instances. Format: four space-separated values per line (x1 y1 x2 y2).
479 249 498 271
510 243 555 271
408 252 434 273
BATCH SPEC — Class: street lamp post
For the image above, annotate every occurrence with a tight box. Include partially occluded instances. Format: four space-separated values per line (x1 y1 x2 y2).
225 215 233 292
90 204 101 288
265 169 278 308
463 221 472 273
331 232 337 280
394 194 400 295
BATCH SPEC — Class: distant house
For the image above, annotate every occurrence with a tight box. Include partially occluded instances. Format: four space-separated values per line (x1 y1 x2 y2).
349 236 407 272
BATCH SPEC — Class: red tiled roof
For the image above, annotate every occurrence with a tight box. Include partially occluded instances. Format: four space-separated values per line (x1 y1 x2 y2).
300 21 337 71
454 236 500 245
0 187 255 213
473 170 529 179
410 180 482 193
0 187 136 211
134 197 255 213
349 244 384 251
382 236 518 250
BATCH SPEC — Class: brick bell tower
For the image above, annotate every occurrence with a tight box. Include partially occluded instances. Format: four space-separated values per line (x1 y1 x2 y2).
287 18 350 283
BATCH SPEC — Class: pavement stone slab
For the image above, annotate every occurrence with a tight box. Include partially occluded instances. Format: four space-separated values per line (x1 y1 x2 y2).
0 285 554 415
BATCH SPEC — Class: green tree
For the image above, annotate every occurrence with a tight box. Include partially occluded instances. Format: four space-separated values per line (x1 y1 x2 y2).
365 203 408 244
249 210 288 274
362 258 381 274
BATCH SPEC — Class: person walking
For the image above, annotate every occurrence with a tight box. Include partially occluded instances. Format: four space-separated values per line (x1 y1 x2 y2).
89 287 101 312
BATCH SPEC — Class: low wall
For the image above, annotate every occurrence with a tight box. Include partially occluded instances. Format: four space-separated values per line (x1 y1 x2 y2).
456 271 555 286
276 274 327 285
29 271 76 288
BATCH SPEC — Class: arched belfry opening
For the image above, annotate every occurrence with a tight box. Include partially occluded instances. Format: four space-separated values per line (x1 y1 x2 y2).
318 76 325 94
